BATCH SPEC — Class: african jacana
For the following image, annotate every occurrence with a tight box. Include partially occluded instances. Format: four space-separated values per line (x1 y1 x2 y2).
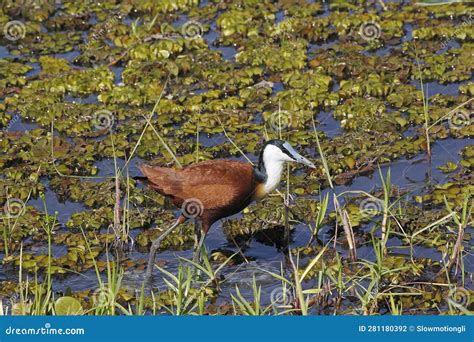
139 139 315 281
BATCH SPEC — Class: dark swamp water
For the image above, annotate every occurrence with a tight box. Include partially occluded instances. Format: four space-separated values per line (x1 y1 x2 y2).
0 0 473 315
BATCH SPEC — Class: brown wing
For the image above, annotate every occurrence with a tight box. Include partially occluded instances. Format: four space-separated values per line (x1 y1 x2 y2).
139 160 256 210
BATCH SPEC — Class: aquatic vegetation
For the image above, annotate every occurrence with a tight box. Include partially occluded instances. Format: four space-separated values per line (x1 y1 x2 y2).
0 0 472 316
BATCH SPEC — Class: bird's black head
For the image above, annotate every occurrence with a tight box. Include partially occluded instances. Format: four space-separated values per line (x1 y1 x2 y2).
256 139 315 177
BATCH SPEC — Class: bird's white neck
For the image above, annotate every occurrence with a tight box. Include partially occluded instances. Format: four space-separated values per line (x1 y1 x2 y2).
261 145 287 195
263 162 284 194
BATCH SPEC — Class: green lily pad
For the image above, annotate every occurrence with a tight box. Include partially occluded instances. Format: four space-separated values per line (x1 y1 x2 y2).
54 296 84 315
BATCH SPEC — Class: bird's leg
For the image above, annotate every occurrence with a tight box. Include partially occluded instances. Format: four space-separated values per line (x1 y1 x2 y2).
193 233 206 264
145 218 182 282
193 218 201 251
192 220 205 264
193 234 206 263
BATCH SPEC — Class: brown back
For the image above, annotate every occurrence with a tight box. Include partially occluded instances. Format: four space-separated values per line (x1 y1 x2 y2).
139 160 258 213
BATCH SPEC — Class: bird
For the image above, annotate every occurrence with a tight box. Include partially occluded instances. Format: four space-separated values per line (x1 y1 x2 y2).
138 139 315 281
